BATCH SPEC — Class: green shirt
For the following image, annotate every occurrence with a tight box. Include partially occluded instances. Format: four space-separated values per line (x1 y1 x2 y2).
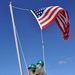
35 69 46 75
31 74 35 75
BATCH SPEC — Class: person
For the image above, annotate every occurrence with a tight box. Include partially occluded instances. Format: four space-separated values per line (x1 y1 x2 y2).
35 60 46 75
28 64 36 75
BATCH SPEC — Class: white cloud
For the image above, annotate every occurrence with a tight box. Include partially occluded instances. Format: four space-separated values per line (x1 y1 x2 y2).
58 60 67 64
58 57 72 65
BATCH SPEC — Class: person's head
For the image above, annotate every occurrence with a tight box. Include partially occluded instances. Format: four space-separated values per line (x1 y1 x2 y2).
36 60 44 69
28 64 36 74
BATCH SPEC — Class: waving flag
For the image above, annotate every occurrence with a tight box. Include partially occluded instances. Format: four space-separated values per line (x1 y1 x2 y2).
30 6 70 40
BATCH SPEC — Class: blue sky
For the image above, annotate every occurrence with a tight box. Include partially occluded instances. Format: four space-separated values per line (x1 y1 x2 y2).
0 0 75 75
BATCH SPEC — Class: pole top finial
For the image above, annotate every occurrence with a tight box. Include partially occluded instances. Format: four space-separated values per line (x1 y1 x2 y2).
9 1 12 5
9 1 12 6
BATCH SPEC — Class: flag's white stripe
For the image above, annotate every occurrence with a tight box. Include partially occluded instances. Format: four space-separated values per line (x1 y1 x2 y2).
65 11 70 25
59 13 66 21
57 14 65 25
30 10 42 29
56 17 65 31
38 6 53 19
59 12 69 27
38 6 60 23
41 8 63 27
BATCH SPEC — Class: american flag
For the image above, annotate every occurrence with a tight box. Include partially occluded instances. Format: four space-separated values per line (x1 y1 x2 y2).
30 6 70 40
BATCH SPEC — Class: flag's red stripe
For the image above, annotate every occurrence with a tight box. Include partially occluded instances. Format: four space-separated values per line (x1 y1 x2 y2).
59 11 70 31
57 14 66 29
38 6 54 21
57 16 67 34
40 7 61 25
60 11 66 18
66 11 69 20
59 12 66 24
55 17 64 35
40 9 64 29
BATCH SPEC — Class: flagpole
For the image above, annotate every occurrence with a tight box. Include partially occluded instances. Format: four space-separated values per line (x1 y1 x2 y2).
41 30 46 73
30 10 46 72
9 2 24 75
